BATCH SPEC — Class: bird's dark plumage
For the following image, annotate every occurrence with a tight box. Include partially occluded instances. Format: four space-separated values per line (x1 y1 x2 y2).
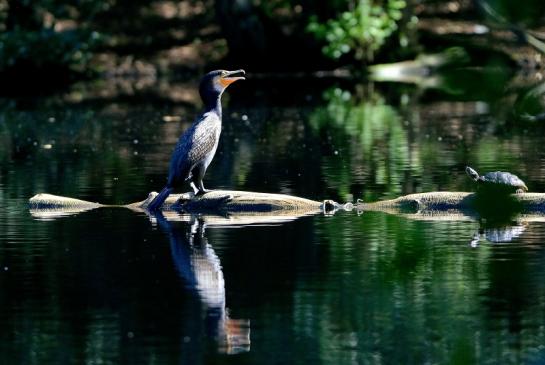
147 69 245 211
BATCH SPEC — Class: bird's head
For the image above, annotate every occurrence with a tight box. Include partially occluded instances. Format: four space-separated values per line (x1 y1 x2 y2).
199 69 245 107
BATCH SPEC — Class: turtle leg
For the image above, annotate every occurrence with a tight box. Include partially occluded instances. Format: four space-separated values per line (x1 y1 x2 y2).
516 188 525 194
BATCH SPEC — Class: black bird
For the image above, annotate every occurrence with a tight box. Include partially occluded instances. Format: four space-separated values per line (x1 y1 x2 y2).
147 69 246 211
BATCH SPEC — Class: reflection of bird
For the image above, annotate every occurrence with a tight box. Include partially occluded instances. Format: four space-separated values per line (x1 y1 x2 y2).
148 70 246 211
153 212 251 354
172 219 226 309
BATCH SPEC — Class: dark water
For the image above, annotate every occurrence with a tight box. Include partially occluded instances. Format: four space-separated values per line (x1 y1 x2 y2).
2 72 545 364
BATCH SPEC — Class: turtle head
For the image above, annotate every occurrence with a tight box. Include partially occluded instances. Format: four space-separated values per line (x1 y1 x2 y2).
466 166 480 181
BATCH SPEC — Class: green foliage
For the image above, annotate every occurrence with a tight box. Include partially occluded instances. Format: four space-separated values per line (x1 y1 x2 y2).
0 0 104 75
307 0 408 61
0 28 100 73
512 82 545 122
481 0 545 27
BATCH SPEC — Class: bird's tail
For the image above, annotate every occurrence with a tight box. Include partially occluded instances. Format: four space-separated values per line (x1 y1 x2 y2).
147 187 173 211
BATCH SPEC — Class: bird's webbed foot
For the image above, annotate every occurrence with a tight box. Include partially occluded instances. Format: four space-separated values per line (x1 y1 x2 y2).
195 188 210 197
190 180 211 196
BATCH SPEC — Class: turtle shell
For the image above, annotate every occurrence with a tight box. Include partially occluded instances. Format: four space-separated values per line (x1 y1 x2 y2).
479 171 528 191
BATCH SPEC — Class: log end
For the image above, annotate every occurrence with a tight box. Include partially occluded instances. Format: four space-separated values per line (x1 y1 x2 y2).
29 193 102 209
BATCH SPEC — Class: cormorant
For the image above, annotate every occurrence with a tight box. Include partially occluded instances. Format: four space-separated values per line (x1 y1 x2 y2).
147 69 246 211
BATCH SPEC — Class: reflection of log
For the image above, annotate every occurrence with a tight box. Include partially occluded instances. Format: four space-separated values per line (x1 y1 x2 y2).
155 211 312 226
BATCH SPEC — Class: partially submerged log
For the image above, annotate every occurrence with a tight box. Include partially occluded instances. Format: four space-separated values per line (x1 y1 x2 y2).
28 191 545 222
362 192 475 211
360 192 545 213
29 190 325 220
28 194 102 220
368 48 469 87
133 190 323 213
29 194 102 210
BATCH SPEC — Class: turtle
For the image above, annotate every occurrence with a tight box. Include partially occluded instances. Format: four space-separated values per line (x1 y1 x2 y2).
465 166 528 194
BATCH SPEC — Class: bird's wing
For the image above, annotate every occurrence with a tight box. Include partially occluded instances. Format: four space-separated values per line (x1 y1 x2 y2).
167 113 220 185
186 114 221 163
168 125 195 184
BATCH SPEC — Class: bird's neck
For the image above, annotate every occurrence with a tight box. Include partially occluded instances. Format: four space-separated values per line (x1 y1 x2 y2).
203 96 222 119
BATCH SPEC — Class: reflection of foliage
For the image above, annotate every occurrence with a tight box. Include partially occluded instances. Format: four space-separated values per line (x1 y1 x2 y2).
0 103 155 204
307 0 408 61
298 211 545 364
309 88 416 200
436 67 512 100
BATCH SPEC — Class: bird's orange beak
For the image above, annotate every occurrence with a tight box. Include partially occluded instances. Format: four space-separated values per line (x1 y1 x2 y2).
219 69 246 87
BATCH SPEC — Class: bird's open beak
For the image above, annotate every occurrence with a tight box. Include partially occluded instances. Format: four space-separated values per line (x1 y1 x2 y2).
220 69 246 87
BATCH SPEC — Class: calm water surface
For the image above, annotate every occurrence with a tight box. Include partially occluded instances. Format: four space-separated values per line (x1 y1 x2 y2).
1 74 545 364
